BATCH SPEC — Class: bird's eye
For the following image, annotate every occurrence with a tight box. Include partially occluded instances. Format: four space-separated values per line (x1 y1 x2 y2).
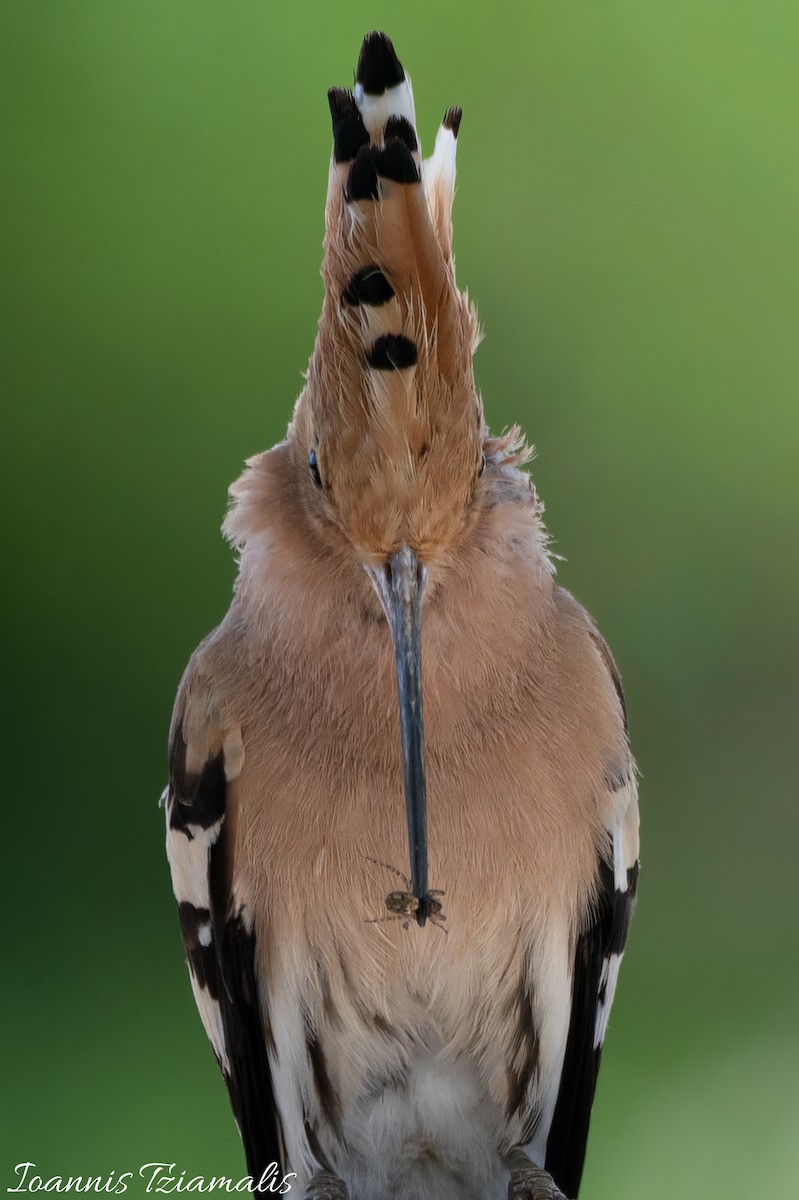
309 448 323 489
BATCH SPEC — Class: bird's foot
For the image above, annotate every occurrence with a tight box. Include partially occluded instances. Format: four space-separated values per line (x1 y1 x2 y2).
506 1150 568 1200
303 1170 348 1200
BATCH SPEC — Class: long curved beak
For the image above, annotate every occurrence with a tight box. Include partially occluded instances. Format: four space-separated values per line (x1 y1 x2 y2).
366 546 430 926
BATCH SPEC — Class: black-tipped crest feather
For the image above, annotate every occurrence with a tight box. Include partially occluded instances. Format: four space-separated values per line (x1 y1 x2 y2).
347 144 379 200
443 106 463 138
356 31 405 94
328 88 369 163
379 139 420 184
384 115 418 152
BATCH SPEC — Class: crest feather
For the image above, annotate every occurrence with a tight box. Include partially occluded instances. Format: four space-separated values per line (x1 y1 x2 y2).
305 32 479 446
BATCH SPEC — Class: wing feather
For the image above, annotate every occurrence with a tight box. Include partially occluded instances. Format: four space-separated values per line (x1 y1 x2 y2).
545 634 640 1197
165 708 283 1181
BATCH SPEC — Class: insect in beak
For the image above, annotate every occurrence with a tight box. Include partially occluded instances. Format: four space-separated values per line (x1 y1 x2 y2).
366 546 430 926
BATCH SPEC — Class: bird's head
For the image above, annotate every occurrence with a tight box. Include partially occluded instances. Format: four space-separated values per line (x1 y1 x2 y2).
291 352 484 570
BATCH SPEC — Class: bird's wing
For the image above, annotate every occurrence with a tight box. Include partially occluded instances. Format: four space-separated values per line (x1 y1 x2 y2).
164 679 283 1182
544 628 640 1198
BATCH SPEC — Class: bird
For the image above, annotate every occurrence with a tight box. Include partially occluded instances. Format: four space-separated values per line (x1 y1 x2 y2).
163 30 639 1200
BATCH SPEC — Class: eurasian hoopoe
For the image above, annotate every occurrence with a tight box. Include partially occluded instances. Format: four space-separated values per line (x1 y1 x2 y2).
164 31 639 1200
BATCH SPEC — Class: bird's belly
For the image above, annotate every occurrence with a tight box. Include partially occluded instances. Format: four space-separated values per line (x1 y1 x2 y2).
262 878 571 1200
336 1047 509 1200
269 961 516 1200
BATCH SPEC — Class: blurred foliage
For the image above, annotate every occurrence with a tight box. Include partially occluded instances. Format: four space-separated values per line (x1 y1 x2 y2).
2 1 797 1196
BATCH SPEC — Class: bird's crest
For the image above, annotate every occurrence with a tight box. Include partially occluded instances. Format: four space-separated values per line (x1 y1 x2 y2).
289 32 486 560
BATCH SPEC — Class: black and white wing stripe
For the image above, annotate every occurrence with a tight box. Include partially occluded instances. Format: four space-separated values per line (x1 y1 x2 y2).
545 639 640 1198
164 714 283 1182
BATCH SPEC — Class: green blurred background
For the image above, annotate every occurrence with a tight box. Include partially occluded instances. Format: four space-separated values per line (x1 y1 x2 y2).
3 1 797 1194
